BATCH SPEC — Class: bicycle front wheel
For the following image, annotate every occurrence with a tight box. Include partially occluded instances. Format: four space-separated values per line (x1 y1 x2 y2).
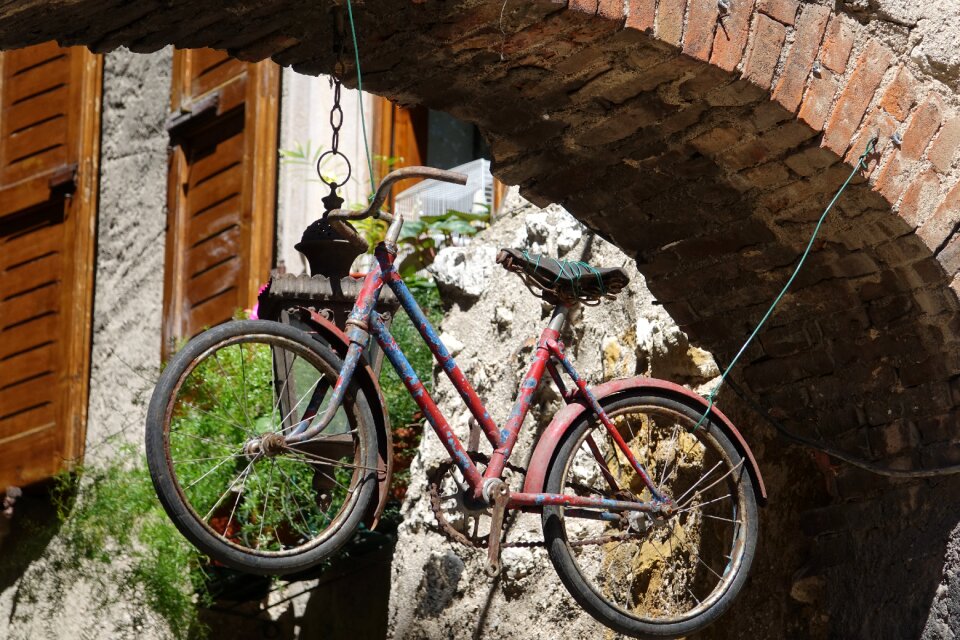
542 390 758 638
146 320 378 575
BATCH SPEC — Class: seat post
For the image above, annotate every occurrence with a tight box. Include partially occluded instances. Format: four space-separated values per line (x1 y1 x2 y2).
548 304 571 333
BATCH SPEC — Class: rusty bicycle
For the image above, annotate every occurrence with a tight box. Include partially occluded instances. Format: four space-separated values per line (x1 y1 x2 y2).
146 166 764 638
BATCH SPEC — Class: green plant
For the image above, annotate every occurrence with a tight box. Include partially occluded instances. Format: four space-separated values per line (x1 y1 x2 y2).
397 207 490 276
47 455 210 639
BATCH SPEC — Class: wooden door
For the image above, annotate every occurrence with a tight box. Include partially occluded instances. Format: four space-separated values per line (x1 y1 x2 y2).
162 49 280 355
0 43 101 489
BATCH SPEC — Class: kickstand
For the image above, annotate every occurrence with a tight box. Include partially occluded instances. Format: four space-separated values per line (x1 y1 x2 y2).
484 480 510 578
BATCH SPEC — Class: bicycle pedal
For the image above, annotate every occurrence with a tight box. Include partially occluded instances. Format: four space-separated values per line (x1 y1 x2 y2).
484 480 510 578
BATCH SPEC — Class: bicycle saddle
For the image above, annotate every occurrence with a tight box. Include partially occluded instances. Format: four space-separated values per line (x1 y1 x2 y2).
496 248 630 304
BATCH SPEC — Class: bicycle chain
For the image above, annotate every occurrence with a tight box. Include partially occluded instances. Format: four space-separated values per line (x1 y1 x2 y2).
426 453 646 550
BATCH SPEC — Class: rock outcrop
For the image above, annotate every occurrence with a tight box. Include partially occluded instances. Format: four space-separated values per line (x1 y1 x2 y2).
388 196 721 638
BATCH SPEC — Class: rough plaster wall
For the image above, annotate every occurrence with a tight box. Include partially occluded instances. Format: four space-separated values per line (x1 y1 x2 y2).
388 198 730 639
85 47 172 463
833 0 960 92
0 48 174 640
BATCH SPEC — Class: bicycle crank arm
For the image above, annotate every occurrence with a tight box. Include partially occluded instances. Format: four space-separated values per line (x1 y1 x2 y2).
484 480 510 578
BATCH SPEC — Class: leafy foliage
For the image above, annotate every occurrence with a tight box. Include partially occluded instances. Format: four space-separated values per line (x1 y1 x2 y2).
396 207 490 277
48 456 210 639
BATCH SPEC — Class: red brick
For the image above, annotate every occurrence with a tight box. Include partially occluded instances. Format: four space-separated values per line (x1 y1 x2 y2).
756 0 799 25
772 4 830 113
898 170 941 228
709 0 755 72
742 161 792 188
682 0 718 61
626 0 656 31
655 0 686 47
570 0 624 18
690 126 741 157
742 14 786 91
917 180 960 251
822 39 893 156
820 15 854 74
878 66 917 121
928 117 960 174
798 71 838 131
784 145 837 176
845 110 898 176
940 237 960 276
597 0 626 20
873 152 911 203
901 93 944 160
753 99 793 130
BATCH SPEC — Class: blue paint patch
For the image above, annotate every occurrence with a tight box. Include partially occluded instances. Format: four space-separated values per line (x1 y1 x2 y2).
523 378 537 389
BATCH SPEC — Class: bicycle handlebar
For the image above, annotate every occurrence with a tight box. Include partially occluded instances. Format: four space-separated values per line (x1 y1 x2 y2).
324 166 468 223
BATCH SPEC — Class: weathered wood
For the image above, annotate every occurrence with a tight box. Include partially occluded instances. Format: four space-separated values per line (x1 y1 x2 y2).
162 51 279 355
0 44 100 489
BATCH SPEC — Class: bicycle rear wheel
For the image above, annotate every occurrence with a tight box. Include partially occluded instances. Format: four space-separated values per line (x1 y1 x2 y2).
146 320 378 575
541 390 758 638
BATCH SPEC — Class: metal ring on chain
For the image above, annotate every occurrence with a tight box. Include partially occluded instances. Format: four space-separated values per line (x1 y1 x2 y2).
316 149 352 189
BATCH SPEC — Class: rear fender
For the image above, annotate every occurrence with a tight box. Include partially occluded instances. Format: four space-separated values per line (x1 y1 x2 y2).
522 377 767 504
292 308 394 528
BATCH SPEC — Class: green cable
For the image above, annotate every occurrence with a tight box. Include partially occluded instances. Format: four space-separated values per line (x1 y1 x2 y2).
691 136 878 431
345 0 376 195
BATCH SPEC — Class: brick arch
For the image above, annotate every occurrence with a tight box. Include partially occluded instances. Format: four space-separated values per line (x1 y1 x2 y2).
1 0 959 633
320 0 960 482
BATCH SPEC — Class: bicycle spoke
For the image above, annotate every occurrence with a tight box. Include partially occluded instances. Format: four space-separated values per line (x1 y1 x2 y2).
672 459 723 505
257 460 277 548
672 524 725 583
240 343 250 430
273 459 333 527
185 452 245 492
170 430 239 450
677 460 743 510
281 445 378 472
213 350 255 433
701 513 742 524
201 456 256 523
676 492 732 514
177 402 251 439
173 453 248 465
275 376 322 435
657 420 681 493
271 351 294 429
223 464 255 537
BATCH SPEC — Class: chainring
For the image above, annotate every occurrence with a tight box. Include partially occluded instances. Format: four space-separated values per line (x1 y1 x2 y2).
427 452 528 549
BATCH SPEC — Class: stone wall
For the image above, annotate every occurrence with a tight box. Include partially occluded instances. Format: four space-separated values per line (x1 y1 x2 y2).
386 198 819 638
85 47 172 462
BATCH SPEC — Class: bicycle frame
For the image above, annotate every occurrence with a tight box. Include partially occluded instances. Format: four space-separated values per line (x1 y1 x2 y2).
289 243 671 515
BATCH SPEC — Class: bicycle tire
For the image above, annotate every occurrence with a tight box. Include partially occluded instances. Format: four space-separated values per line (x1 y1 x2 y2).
146 320 379 575
541 390 759 638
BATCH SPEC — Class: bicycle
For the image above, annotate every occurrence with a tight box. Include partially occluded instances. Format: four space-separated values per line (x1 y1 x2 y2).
146 166 766 639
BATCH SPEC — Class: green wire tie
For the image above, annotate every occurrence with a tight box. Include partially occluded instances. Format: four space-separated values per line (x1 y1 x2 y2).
691 135 878 431
345 0 376 196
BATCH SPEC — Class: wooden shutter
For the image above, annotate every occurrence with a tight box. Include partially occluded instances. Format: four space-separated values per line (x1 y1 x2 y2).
162 49 279 354
372 98 429 208
0 43 101 489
